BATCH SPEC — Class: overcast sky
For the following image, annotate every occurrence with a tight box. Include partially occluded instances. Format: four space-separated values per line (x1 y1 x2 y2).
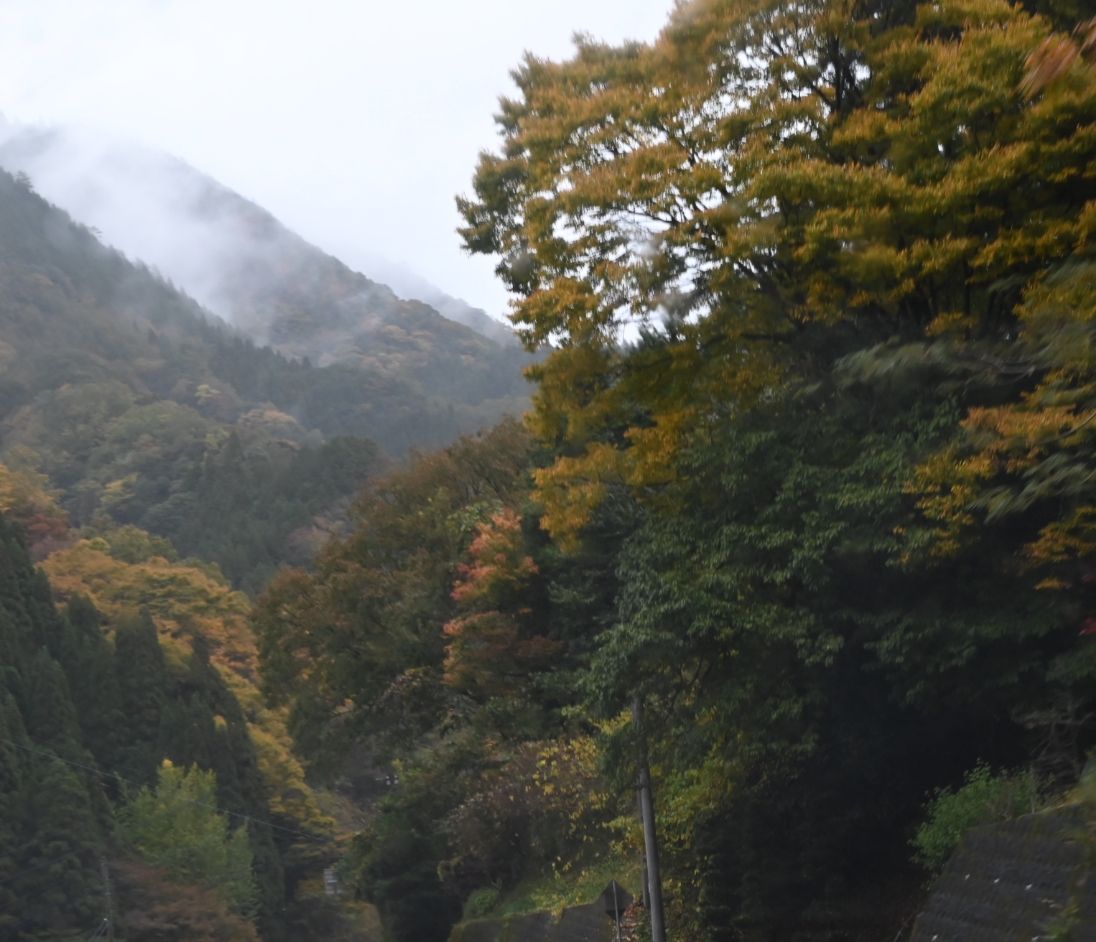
0 0 674 319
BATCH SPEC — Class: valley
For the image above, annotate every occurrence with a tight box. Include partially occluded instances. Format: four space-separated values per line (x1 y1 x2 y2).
1 2 1095 941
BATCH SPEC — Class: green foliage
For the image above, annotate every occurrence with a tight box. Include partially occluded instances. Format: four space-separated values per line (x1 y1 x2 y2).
121 760 259 918
344 745 461 940
0 694 27 938
39 522 331 933
912 764 1041 873
0 507 314 938
255 418 536 765
113 610 169 787
0 1 1072 939
0 515 108 939
15 753 104 936
450 0 1096 936
578 386 1076 935
0 137 535 941
92 525 179 564
257 420 634 941
56 597 125 779
462 886 500 920
488 853 641 920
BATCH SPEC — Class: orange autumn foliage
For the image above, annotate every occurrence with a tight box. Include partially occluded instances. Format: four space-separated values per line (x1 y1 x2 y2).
443 508 560 697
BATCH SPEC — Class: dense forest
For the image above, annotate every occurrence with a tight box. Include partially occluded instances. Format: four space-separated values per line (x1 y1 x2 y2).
1 0 1095 940
0 166 531 590
0 505 330 940
0 127 526 936
255 1 1096 941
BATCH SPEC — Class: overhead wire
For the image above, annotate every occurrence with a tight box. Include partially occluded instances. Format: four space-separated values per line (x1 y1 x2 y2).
0 728 344 934
0 733 337 846
0 844 91 883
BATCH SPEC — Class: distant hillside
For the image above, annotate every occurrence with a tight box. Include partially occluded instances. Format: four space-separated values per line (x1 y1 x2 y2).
0 122 532 404
359 258 519 347
0 169 517 588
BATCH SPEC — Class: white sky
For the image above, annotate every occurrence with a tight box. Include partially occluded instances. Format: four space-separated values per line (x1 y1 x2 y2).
0 0 674 319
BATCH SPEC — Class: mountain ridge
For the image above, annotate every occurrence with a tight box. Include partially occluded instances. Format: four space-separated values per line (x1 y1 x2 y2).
0 121 527 378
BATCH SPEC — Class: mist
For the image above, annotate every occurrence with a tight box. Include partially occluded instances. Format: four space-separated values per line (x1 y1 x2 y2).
0 0 673 330
0 120 260 318
0 118 519 352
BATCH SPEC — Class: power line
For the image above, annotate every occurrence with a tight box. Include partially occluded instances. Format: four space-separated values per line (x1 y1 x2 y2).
0 847 103 933
0 734 344 936
0 734 337 846
2 844 90 883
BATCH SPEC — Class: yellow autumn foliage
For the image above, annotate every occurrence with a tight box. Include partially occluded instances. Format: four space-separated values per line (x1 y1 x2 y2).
41 534 332 838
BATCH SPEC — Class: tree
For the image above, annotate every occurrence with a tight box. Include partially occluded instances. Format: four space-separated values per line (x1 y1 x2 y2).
113 610 169 787
0 464 68 556
14 761 103 938
0 694 28 937
254 419 535 765
460 0 1096 547
58 597 124 773
442 507 559 703
120 760 259 918
453 5 1096 934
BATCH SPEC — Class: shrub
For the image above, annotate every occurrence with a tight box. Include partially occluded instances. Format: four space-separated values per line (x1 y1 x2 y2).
912 763 1039 873
463 886 500 920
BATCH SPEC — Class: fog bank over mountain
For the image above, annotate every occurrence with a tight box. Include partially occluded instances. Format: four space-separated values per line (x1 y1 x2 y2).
0 118 518 348
0 118 246 317
0 0 673 327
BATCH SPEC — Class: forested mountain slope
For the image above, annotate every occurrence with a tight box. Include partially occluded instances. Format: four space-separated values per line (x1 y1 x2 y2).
364 260 520 347
3 2 1095 941
0 168 524 588
0 123 531 397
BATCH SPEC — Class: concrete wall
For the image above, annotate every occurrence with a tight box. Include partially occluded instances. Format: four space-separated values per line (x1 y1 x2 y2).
910 804 1095 941
449 900 615 942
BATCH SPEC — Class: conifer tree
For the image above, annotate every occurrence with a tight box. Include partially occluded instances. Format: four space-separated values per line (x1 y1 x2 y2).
15 753 103 939
0 693 29 937
22 647 81 754
114 610 168 787
0 518 36 671
59 597 124 774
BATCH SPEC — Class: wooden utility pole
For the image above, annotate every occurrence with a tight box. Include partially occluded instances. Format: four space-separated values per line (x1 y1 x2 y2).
633 695 667 942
